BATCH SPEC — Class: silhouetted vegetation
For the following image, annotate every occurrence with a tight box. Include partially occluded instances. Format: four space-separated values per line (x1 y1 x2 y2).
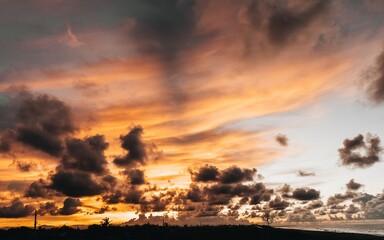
261 211 275 226
0 224 382 240
100 217 111 227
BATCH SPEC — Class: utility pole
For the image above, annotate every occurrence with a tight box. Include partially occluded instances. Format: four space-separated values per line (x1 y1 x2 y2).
34 210 37 230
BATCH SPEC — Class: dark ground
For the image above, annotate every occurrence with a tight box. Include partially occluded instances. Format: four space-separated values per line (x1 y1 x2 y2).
0 224 383 240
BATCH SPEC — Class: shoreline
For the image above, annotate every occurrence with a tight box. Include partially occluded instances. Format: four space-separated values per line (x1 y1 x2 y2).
276 226 384 237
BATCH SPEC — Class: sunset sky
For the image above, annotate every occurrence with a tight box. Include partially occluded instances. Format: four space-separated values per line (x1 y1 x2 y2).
0 0 384 227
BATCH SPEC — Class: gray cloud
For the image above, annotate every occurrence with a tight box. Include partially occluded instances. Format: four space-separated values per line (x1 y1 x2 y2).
291 188 320 201
275 134 288 146
339 133 382 168
127 0 215 105
189 165 219 182
366 48 384 103
0 89 77 156
123 169 146 185
363 193 384 219
14 160 37 172
327 191 357 205
240 0 330 57
268 196 290 210
219 166 257 184
297 170 315 177
61 134 109 175
59 197 82 215
277 184 292 198
49 170 110 197
37 201 59 216
307 200 324 210
113 126 147 167
24 179 57 198
186 184 204 202
346 179 363 191
102 189 143 205
0 198 34 218
190 165 257 184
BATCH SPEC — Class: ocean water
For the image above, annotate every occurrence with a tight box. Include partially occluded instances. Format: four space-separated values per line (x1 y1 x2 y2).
277 221 384 236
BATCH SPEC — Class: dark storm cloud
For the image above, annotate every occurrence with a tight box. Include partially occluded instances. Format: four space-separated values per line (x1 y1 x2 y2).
185 165 268 206
14 160 37 172
93 206 110 214
50 170 107 197
275 134 288 146
219 166 257 184
102 189 142 205
155 179 274 209
123 189 143 204
0 89 77 156
266 0 329 45
16 128 64 157
241 0 330 55
61 134 109 175
297 170 315 177
127 0 213 104
0 198 34 218
129 0 197 59
189 165 219 182
44 134 113 197
15 93 76 155
24 179 57 198
186 184 204 202
366 48 384 103
249 187 274 205
206 192 232 206
291 188 320 201
26 156 104 199
113 126 147 167
268 196 290 210
203 182 273 205
307 200 324 210
140 195 171 212
37 202 59 216
102 191 123 204
23 133 114 198
59 197 82 215
346 179 363 191
327 191 357 205
123 169 146 185
139 188 185 212
0 136 11 153
189 165 256 184
338 134 382 168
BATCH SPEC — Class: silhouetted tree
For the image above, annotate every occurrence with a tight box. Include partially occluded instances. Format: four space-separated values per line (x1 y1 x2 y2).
261 211 275 226
100 217 111 227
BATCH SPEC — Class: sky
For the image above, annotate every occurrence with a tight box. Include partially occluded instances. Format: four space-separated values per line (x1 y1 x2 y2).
0 0 384 227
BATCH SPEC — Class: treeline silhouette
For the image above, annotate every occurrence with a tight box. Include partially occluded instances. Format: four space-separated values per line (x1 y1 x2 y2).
0 224 382 240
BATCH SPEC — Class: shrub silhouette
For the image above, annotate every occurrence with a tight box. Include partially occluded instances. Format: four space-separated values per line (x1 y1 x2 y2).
100 217 111 227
